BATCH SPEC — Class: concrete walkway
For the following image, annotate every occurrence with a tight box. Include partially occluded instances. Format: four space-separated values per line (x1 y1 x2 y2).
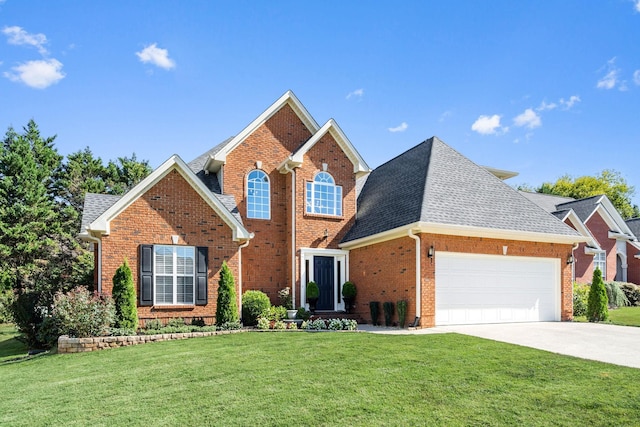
359 322 640 369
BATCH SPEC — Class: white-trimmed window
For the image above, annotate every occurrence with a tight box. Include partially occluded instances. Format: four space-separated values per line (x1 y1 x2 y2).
247 170 270 219
154 245 195 305
594 251 606 279
306 172 342 216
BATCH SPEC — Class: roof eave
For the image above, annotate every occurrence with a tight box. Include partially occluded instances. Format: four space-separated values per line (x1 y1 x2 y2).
340 221 588 250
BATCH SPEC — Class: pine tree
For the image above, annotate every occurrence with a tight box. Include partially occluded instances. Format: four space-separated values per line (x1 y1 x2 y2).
112 259 138 330
216 261 238 326
587 267 609 322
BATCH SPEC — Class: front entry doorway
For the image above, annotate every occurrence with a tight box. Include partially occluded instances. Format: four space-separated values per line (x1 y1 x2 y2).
314 256 335 310
300 248 348 311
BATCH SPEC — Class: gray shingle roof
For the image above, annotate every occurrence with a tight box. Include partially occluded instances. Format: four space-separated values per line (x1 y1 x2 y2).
626 218 640 240
80 193 121 232
519 191 574 213
342 137 580 243
555 196 603 223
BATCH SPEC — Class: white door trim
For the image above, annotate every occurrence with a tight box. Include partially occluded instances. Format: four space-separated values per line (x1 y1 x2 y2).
300 248 349 311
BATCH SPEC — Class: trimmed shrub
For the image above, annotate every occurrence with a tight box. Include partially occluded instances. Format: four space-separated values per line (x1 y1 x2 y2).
10 291 47 348
369 301 380 326
306 281 319 299
587 268 608 322
52 286 115 338
216 261 239 326
605 282 629 309
620 282 640 306
112 259 138 331
342 281 357 299
242 290 271 326
144 318 163 330
191 317 206 327
167 317 185 327
266 305 287 321
295 307 311 320
397 300 408 328
573 282 589 317
383 301 394 326
218 321 242 331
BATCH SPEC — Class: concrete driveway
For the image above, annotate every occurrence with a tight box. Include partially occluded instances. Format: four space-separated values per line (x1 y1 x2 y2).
360 322 640 369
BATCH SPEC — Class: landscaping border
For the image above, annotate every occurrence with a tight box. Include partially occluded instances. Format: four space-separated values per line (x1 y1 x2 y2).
57 329 245 353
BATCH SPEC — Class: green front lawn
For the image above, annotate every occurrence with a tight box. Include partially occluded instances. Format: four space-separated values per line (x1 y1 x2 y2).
574 306 640 327
608 306 640 326
0 324 28 363
1 332 639 426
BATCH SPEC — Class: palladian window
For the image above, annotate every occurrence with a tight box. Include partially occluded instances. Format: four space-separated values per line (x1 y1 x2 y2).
306 172 342 216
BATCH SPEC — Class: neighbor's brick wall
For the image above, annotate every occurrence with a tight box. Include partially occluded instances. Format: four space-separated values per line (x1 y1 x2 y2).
349 234 574 327
627 242 640 285
100 169 240 325
223 103 313 303
584 213 616 281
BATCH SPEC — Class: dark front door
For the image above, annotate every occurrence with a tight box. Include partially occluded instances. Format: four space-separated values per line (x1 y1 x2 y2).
314 256 334 310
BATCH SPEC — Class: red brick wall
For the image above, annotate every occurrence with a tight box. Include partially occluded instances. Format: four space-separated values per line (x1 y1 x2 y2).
100 168 240 325
293 133 357 305
627 243 640 285
349 234 574 327
224 103 312 302
585 212 615 281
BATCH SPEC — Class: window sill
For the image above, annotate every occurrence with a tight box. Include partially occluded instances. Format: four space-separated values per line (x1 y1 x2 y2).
151 305 196 310
303 212 344 221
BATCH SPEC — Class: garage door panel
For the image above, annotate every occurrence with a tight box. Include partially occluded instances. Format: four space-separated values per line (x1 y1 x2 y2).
435 252 560 326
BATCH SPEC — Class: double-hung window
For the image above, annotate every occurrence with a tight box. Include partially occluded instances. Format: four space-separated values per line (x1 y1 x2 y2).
306 172 342 216
593 251 606 280
154 245 195 305
247 170 270 219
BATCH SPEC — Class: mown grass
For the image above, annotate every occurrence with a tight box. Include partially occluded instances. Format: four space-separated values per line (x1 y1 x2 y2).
0 324 28 362
1 331 639 426
574 306 640 327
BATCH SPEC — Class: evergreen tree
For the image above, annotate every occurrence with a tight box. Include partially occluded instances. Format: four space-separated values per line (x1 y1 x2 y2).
216 261 238 326
587 267 609 322
112 259 138 330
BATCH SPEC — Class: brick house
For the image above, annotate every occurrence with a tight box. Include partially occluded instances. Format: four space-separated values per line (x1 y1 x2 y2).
522 192 640 285
81 91 587 327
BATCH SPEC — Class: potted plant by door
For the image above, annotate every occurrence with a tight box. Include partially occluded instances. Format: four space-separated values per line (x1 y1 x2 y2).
278 287 297 319
342 281 357 313
306 281 319 313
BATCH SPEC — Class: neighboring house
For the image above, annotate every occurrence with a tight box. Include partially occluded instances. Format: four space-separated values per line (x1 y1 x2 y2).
81 91 586 327
521 192 640 284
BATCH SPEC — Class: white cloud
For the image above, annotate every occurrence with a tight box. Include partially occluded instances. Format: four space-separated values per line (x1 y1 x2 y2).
634 70 640 86
388 122 408 132
2 25 48 55
136 43 175 70
560 95 581 109
597 57 620 90
471 114 506 135
4 58 65 89
346 88 363 100
513 108 542 129
536 101 557 111
635 0 640 12
438 110 452 122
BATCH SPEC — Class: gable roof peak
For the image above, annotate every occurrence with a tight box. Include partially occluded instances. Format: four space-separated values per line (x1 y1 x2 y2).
203 90 320 173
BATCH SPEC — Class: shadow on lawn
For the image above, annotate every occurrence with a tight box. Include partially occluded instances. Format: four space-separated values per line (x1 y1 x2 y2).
0 325 30 363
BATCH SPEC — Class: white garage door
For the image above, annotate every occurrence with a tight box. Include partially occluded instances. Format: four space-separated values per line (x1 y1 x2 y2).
435 252 560 326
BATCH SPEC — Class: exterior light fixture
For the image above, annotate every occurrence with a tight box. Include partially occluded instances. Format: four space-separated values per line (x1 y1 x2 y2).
428 245 434 258
567 254 575 265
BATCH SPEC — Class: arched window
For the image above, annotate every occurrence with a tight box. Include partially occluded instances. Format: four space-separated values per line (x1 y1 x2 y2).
306 172 342 216
247 170 270 219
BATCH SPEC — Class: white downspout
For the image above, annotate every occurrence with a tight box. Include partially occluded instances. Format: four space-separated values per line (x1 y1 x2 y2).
291 168 297 308
571 242 579 283
238 235 253 321
407 229 421 324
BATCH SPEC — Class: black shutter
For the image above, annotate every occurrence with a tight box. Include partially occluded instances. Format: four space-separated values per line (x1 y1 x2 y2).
195 246 208 305
139 245 154 306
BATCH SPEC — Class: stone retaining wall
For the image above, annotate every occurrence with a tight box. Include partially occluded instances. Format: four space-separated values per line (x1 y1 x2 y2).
58 329 245 353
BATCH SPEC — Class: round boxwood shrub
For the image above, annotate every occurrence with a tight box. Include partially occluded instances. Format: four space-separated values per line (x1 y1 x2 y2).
242 290 271 326
342 281 357 299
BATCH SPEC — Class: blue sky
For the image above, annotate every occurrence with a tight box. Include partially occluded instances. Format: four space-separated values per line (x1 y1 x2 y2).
2 1 640 203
